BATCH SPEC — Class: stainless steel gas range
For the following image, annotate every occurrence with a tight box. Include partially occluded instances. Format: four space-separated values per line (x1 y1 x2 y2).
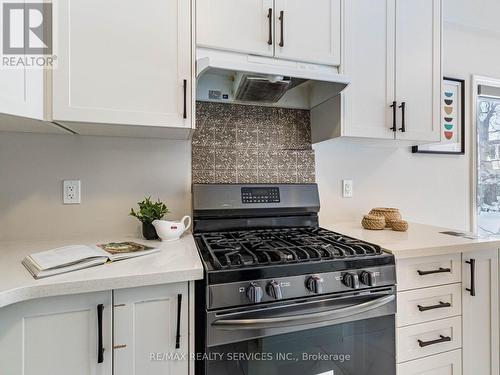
193 184 396 375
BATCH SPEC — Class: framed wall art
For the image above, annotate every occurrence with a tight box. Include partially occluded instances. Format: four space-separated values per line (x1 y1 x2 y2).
412 77 465 155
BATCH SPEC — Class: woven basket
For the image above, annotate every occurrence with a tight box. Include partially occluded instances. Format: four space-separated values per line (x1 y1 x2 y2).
388 219 408 232
369 207 401 228
361 214 386 230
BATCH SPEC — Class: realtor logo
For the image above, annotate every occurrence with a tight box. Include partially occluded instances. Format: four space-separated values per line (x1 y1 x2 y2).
3 3 53 55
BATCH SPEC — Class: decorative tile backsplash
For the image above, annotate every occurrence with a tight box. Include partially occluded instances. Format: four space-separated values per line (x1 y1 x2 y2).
192 102 315 184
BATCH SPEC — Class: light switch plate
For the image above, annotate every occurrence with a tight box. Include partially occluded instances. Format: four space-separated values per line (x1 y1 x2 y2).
342 179 353 198
63 180 81 204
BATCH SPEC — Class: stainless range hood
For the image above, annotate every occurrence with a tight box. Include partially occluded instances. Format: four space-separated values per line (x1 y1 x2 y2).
196 48 349 109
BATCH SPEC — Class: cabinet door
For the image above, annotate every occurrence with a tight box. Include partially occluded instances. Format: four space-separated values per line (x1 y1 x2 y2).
341 0 395 139
0 68 45 120
394 0 441 142
196 0 274 56
52 0 191 129
397 349 461 375
113 283 189 375
0 292 112 375
462 249 499 375
274 0 341 65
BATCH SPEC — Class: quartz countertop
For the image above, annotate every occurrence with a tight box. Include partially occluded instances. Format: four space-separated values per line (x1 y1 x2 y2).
327 221 500 259
0 234 203 309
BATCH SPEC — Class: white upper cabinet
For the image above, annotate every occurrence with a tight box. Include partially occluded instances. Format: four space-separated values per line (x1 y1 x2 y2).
196 0 274 56
274 0 341 66
342 0 395 139
0 69 45 120
53 0 192 132
328 0 442 144
196 0 341 66
0 0 193 138
394 0 441 142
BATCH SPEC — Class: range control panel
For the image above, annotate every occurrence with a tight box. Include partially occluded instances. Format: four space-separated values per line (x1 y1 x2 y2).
241 187 280 204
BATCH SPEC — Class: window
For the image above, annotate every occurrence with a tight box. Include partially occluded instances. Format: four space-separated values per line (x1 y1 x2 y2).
477 91 500 236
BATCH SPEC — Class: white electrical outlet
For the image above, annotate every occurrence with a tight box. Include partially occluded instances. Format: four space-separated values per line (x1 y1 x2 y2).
342 179 353 198
63 180 81 204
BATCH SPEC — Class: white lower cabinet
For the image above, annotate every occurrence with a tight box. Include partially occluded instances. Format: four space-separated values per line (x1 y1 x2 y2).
462 249 499 375
113 283 189 375
0 291 112 375
397 284 462 327
396 253 461 291
396 249 500 375
397 316 461 363
397 349 462 375
0 283 192 375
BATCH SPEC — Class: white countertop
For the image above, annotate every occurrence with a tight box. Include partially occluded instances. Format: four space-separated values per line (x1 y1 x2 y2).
328 221 500 259
0 234 203 309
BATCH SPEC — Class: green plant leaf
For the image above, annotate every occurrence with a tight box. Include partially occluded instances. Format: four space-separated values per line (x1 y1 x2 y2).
129 197 170 224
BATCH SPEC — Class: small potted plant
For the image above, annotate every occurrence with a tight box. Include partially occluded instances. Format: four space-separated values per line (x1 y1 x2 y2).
130 197 170 240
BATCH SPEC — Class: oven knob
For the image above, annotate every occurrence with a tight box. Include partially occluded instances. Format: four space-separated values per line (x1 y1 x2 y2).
342 272 360 289
246 283 263 303
306 275 324 294
359 271 377 287
266 280 283 300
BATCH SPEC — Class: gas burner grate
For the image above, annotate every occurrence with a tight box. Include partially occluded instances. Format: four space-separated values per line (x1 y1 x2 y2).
195 227 382 270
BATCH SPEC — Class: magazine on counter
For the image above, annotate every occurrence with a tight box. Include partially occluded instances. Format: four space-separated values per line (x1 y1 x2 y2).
22 242 159 279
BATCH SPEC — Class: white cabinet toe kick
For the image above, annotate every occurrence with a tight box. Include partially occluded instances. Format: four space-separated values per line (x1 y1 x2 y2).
395 250 499 375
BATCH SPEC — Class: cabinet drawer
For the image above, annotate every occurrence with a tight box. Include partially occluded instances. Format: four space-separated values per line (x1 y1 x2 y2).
397 254 461 291
396 316 462 363
397 283 462 327
397 349 462 375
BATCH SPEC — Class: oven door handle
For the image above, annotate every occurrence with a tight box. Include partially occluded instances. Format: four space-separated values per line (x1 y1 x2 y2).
212 294 395 329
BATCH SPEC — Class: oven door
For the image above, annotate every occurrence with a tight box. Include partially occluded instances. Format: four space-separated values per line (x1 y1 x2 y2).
203 288 396 375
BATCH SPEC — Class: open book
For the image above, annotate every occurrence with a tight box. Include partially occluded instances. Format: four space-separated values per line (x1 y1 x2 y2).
22 242 159 279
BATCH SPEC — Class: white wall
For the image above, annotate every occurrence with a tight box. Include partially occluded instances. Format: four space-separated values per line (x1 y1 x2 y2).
315 0 500 232
0 133 191 241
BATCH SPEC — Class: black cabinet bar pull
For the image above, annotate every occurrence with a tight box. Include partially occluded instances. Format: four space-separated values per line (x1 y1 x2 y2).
278 11 284 47
183 79 187 119
417 301 451 312
399 101 406 132
267 8 273 45
175 294 182 349
97 304 104 364
390 101 397 132
466 259 476 296
417 267 451 276
418 335 451 348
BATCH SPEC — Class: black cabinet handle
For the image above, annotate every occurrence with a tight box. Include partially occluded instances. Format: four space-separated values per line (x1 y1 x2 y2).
399 102 406 132
278 11 284 47
417 267 451 276
183 79 187 119
418 335 451 348
267 8 273 45
389 101 397 132
417 301 451 312
175 294 182 349
97 304 104 363
466 259 476 296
